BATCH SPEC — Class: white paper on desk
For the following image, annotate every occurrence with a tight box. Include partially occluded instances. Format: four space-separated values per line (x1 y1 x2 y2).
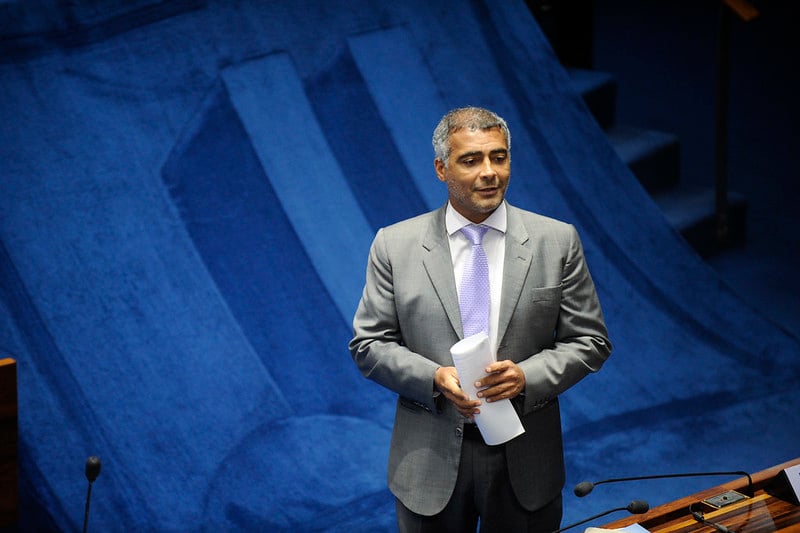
584 525 650 533
450 333 525 445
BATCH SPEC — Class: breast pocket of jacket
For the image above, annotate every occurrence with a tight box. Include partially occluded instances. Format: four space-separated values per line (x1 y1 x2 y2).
501 285 564 353
529 285 562 304
525 285 563 329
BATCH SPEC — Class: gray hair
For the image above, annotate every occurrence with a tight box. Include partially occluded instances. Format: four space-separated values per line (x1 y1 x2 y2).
432 107 511 166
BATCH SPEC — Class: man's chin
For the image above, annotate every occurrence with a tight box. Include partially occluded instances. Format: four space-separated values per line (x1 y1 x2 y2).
474 196 503 213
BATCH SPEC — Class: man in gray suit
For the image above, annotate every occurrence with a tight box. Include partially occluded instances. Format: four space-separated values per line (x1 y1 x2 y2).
349 107 611 532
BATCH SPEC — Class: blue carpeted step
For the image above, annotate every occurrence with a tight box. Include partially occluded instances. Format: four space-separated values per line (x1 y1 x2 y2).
654 186 747 256
567 67 617 130
607 125 681 193
567 68 745 255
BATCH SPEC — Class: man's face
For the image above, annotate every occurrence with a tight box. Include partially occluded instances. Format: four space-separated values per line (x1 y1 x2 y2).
435 127 510 223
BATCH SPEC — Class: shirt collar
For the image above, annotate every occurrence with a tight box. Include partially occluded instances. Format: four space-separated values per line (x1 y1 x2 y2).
445 201 507 236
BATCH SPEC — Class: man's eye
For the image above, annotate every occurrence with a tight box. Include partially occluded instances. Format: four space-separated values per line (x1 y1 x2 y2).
462 159 476 166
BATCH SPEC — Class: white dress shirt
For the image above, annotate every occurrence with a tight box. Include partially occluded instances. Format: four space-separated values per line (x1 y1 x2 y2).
445 201 507 354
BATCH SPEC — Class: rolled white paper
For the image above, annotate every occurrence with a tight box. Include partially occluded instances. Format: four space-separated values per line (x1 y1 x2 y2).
450 333 525 445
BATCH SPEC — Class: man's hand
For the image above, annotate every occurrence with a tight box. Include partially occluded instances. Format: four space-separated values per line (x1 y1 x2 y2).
434 366 481 419
475 360 525 402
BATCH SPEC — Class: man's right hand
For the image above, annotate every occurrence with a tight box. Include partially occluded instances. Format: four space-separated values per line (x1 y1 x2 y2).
434 366 482 419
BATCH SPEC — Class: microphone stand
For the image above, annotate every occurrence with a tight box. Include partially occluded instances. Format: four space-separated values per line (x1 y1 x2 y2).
83 456 102 533
552 501 649 533
83 481 94 533
576 471 754 498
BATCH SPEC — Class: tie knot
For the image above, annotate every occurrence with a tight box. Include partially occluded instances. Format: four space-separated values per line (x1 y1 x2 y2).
461 224 489 245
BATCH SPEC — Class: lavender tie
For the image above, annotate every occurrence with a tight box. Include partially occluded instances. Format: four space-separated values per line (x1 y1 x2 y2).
459 224 490 337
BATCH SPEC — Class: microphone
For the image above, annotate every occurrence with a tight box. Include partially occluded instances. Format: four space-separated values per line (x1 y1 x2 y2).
83 456 101 533
551 500 649 533
574 470 753 498
690 503 736 533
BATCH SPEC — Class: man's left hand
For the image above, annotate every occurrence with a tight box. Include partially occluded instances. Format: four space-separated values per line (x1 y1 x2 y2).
474 360 525 402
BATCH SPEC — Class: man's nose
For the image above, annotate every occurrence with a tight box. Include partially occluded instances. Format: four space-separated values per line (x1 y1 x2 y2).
479 159 497 178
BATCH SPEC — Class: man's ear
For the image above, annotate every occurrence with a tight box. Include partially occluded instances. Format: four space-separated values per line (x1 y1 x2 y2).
434 158 446 182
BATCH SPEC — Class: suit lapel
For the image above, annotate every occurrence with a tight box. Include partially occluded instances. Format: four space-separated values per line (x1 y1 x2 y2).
418 204 534 344
498 206 532 346
422 206 463 337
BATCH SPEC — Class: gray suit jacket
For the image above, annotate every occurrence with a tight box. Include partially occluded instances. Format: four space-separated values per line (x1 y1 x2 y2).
349 203 611 516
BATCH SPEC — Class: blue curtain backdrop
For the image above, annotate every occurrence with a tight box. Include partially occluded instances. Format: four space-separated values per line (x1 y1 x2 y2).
1 0 798 530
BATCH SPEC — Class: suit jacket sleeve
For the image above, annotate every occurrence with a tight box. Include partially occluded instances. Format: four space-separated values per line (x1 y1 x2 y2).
349 227 442 412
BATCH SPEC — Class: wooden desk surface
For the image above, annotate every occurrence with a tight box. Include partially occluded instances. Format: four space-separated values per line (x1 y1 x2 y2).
603 457 800 532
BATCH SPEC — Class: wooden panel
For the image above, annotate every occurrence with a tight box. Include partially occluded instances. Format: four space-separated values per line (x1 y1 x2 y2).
604 457 800 532
0 358 18 527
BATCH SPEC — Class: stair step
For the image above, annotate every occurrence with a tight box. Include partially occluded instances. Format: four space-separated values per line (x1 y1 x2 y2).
567 67 617 130
653 187 748 256
567 69 748 256
608 125 680 193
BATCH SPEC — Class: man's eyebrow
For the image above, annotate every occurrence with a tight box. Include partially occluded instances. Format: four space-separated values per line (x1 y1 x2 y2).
456 148 508 160
457 150 484 160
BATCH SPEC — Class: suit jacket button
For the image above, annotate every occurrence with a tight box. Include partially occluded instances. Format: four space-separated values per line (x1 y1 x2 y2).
455 427 463 437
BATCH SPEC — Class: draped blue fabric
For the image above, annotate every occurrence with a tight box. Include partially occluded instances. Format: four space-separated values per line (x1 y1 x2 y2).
1 0 798 530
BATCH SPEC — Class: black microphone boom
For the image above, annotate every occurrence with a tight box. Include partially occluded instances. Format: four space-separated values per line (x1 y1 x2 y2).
574 470 753 498
83 456 102 533
551 500 649 533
